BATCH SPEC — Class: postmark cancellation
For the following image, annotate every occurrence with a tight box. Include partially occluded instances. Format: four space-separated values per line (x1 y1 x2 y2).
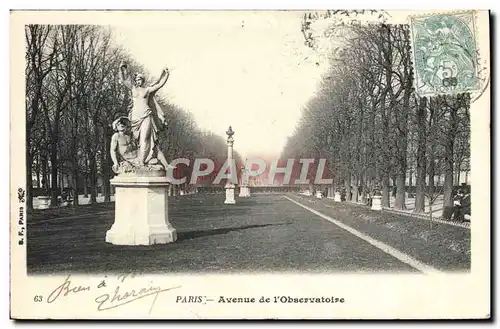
409 11 481 97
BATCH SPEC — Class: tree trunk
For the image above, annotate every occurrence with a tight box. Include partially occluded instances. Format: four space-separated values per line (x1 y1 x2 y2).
394 25 411 211
88 114 99 204
103 126 112 202
443 102 458 209
89 157 97 203
58 166 64 194
394 104 410 210
391 175 397 197
344 172 351 201
395 175 406 210
71 95 79 205
70 161 78 206
428 162 435 191
352 99 364 204
103 176 110 202
382 172 390 207
367 94 377 191
380 25 392 209
443 167 454 207
100 127 111 202
26 150 34 211
351 174 359 203
26 61 43 210
415 97 427 213
334 174 341 195
42 154 48 193
72 168 79 206
83 173 88 198
360 175 366 203
50 143 58 207
35 154 41 188
428 97 436 199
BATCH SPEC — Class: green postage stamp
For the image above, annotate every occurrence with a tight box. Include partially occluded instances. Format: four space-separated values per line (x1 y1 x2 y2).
410 11 480 96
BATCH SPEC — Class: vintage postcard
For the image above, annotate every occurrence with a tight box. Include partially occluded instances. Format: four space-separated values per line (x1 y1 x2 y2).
10 10 490 319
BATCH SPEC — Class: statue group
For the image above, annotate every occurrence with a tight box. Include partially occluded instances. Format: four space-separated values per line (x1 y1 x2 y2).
110 61 170 176
106 62 178 246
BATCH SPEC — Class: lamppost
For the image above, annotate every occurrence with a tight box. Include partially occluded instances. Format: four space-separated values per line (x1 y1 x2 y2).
224 126 236 204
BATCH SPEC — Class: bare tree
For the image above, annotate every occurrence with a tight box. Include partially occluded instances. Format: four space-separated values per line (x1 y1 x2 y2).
25 25 58 210
414 96 427 213
26 25 237 209
281 13 471 219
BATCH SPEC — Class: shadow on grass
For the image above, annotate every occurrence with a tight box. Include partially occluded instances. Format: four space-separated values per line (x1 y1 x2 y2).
177 222 291 242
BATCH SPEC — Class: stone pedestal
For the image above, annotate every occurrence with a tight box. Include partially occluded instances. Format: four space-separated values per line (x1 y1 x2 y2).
334 192 341 202
371 195 382 211
224 183 236 204
37 196 51 209
239 185 250 197
106 175 177 246
327 186 335 199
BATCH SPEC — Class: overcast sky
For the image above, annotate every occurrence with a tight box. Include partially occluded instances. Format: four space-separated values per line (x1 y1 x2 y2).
112 11 328 159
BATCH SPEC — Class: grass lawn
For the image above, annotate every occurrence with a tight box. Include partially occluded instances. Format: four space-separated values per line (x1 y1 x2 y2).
27 194 469 275
287 194 471 272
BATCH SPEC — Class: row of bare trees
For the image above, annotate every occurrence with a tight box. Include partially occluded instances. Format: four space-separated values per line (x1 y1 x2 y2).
25 25 235 210
282 17 470 214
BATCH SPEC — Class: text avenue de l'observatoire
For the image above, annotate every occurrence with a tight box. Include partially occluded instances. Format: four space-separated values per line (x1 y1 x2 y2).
176 295 346 304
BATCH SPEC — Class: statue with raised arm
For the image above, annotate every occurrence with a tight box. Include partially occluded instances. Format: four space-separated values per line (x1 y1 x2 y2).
118 61 170 172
